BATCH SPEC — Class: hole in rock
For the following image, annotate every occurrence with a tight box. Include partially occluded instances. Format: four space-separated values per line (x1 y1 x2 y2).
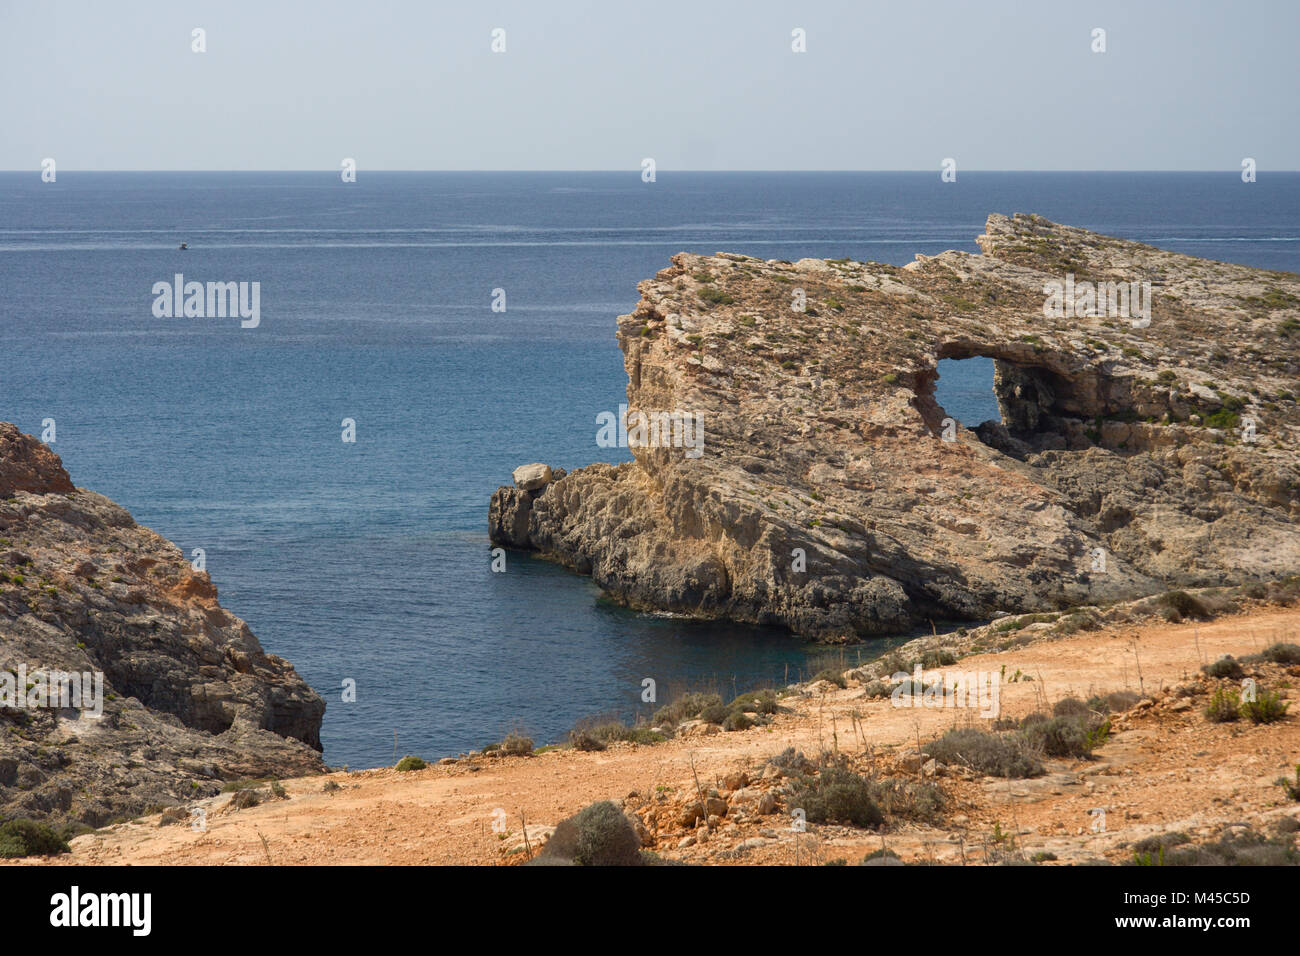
933 357 1000 429
919 344 1122 458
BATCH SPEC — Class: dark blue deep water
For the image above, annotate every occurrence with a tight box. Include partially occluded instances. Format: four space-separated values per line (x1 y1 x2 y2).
2 171 1297 767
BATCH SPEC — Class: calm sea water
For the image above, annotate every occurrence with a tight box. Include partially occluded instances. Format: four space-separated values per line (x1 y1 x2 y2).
2 172 1297 767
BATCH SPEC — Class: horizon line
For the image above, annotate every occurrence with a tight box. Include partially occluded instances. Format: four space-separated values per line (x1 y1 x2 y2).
5 168 1298 175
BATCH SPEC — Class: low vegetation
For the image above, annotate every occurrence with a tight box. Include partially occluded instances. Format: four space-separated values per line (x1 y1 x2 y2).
0 818 72 859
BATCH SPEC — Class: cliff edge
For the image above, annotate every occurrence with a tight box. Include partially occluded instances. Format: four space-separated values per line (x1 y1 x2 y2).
491 214 1300 639
0 423 325 826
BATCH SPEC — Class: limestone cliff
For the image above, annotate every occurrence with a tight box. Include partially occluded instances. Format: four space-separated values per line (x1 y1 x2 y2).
491 214 1300 639
0 424 325 825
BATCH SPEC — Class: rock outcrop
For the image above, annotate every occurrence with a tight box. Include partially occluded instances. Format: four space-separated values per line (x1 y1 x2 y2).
491 214 1300 639
0 423 325 825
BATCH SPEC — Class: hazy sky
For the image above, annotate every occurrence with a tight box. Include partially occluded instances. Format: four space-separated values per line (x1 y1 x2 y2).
2 0 1296 171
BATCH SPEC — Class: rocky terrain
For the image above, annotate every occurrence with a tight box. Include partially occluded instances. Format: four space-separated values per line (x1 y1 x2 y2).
491 214 1300 639
0 423 325 827
27 598 1298 867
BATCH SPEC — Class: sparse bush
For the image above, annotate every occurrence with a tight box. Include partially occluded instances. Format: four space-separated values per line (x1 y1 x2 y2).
865 777 945 823
1132 831 1190 854
876 652 907 676
502 733 534 756
1275 765 1300 802
569 729 606 752
1203 655 1244 679
571 716 666 748
812 669 848 689
698 286 735 306
1087 690 1142 714
862 679 890 699
699 702 728 724
923 729 1043 778
790 767 883 828
1052 697 1091 718
768 747 815 776
921 649 957 668
394 755 427 772
1262 643 1300 665
1138 827 1300 866
229 788 261 809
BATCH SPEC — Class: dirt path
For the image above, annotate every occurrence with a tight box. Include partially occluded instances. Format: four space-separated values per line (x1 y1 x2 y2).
25 608 1300 866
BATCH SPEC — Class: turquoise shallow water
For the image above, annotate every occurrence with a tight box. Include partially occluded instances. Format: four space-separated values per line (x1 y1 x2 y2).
2 171 1296 767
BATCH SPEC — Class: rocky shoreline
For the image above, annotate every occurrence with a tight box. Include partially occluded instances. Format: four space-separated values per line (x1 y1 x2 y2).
492 214 1300 639
0 424 325 827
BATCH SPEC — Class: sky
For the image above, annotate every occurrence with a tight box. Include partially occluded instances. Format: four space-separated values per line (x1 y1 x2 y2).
1 0 1296 171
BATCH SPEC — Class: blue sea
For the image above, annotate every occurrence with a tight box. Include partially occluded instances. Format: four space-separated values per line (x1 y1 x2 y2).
2 171 1297 768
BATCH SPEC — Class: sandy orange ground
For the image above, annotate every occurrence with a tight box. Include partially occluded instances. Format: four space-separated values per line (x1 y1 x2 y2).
16 607 1300 866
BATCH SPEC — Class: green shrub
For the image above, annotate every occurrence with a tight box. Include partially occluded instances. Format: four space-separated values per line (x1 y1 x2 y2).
1159 590 1210 621
0 819 71 858
729 689 780 715
859 847 900 864
1242 690 1289 724
699 702 729 724
394 755 427 771
790 767 883 828
533 801 644 867
1020 714 1109 758
698 286 735 306
722 710 753 732
1205 686 1241 723
569 729 606 752
653 692 723 727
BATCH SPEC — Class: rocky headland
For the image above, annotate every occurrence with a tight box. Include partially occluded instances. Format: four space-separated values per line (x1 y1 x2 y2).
0 423 325 828
491 214 1300 639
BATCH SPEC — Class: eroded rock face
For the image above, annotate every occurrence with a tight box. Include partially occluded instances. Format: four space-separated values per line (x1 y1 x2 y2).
0 424 325 824
491 215 1300 639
